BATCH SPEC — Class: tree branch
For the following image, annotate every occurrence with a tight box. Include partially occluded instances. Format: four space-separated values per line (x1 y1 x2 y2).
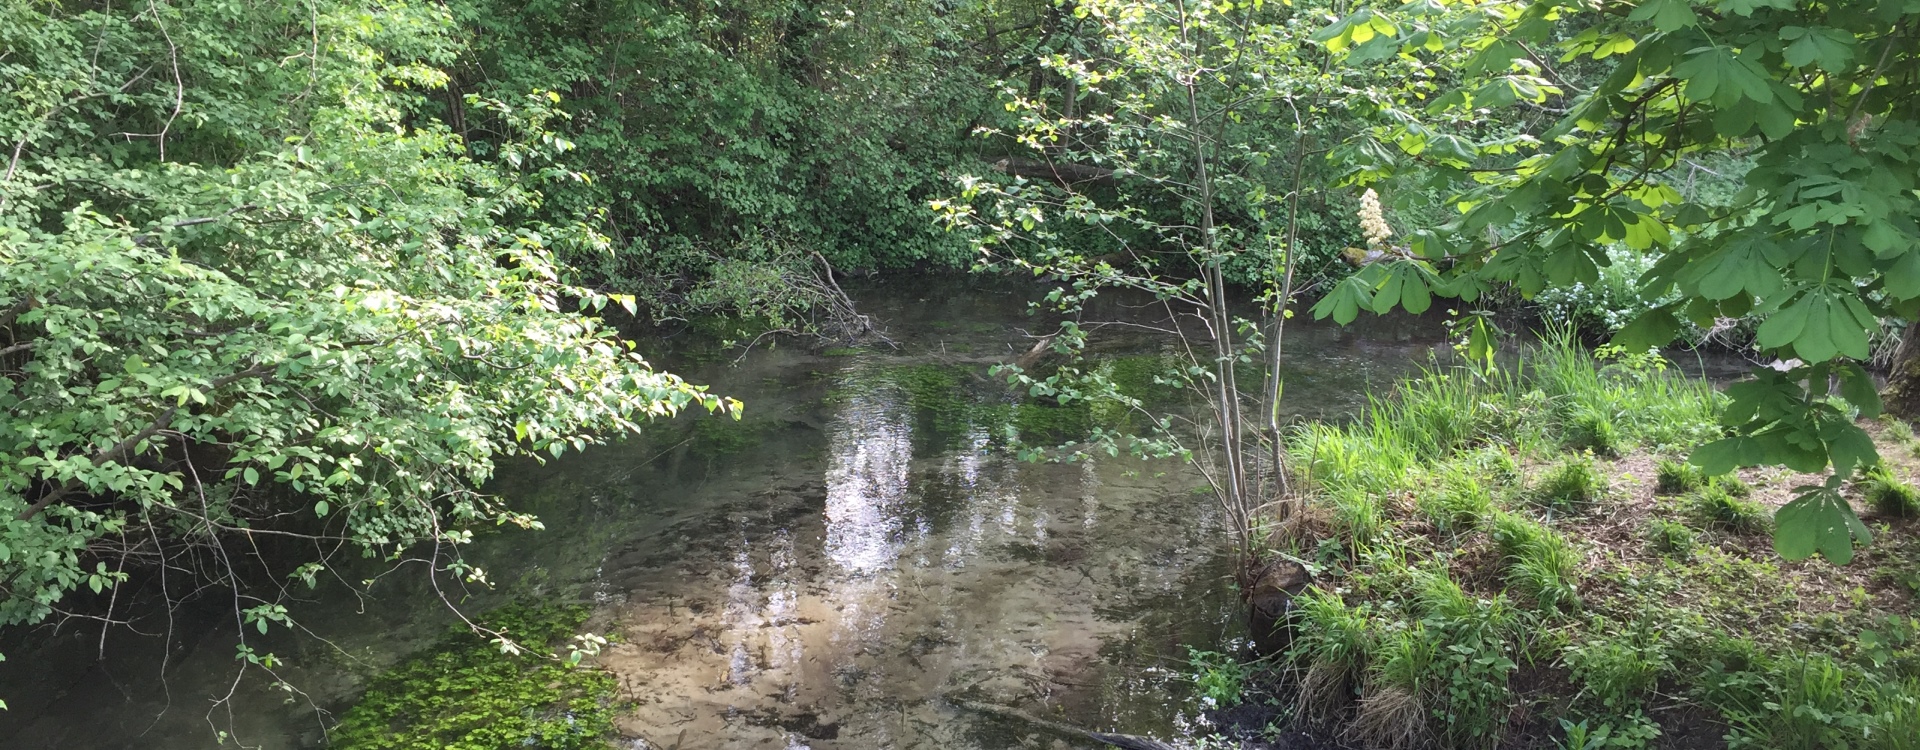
16 362 274 521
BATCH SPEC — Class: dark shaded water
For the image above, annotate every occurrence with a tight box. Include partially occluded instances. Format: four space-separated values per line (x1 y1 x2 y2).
0 277 1455 749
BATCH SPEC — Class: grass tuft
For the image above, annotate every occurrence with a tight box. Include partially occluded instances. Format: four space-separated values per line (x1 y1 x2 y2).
1654 457 1704 494
1533 454 1609 511
1689 484 1769 534
1710 474 1754 497
1564 404 1622 457
1419 464 1495 533
1563 626 1667 712
1863 463 1920 519
1647 519 1696 560
1491 511 1580 611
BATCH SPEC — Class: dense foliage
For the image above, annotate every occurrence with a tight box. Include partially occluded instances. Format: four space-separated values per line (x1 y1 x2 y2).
1312 0 1920 562
0 0 728 686
441 0 1081 320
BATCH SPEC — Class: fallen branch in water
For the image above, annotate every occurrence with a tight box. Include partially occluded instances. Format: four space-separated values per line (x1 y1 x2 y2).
952 698 1183 750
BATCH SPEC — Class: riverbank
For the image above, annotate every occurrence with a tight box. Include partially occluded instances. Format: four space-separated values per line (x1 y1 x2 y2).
1199 336 1920 750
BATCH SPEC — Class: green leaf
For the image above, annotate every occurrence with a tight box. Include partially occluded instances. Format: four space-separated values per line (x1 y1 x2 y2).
243 467 259 485
1826 422 1879 476
1612 308 1682 352
1716 0 1794 14
1780 26 1856 70
1888 253 1920 298
1691 437 1759 475
1755 295 1811 351
1311 276 1374 325
1837 363 1883 418
1629 0 1699 31
1774 485 1871 564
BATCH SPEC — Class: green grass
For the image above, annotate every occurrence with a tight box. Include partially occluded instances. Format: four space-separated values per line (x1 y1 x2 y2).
1564 404 1622 457
1296 332 1720 540
1419 464 1495 533
1533 454 1610 511
1711 474 1754 497
1261 335 1920 750
1648 519 1696 560
1863 464 1920 519
1655 457 1705 494
1492 511 1580 611
1689 484 1770 534
1564 625 1667 712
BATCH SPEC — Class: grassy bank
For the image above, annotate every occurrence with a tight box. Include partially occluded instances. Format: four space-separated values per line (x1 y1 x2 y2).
1206 337 1920 749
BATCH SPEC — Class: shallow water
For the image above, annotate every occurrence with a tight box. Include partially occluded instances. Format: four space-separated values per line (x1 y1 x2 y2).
0 276 1452 750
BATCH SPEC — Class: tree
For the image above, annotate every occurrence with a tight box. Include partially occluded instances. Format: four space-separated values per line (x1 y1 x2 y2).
1311 0 1920 562
0 0 730 713
938 0 1410 577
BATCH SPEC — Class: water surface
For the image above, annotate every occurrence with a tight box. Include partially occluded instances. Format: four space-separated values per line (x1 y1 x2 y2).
0 277 1451 749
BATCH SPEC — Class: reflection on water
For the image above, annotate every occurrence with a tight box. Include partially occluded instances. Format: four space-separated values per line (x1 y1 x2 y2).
823 371 914 575
602 356 1239 748
0 276 1457 750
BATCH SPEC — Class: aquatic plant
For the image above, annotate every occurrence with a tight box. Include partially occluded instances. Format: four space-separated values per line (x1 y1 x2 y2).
333 603 619 750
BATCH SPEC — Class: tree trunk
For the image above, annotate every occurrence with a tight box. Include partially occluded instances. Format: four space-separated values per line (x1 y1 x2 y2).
1886 324 1920 420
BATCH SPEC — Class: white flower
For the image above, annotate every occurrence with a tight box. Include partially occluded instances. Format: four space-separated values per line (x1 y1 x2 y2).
1357 188 1394 252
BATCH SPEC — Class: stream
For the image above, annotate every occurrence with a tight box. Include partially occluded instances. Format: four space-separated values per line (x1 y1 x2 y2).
0 277 1455 749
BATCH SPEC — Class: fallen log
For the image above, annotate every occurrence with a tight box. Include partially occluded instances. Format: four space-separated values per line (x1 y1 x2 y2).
991 157 1116 188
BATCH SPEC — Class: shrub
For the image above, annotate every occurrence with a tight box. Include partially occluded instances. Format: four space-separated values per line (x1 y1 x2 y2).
1534 455 1610 511
1689 485 1769 534
1862 464 1920 519
1654 458 1704 495
1648 519 1696 560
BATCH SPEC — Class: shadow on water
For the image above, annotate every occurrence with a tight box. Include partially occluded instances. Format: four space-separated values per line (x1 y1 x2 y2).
0 275 1456 750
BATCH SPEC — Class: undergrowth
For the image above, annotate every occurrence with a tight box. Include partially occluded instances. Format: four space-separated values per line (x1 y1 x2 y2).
1195 333 1920 750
